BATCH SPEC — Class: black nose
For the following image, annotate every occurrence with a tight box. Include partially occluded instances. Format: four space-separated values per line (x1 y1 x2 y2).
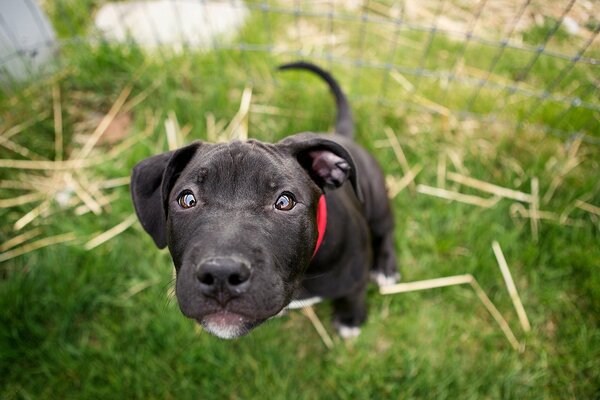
196 258 251 304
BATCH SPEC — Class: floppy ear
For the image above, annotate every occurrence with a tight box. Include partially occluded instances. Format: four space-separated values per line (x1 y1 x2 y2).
281 134 363 201
130 142 201 248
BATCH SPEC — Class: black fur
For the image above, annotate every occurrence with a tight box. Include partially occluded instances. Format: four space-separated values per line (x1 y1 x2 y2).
130 62 398 339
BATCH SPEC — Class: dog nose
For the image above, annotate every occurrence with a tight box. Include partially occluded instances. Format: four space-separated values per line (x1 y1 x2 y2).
196 258 251 304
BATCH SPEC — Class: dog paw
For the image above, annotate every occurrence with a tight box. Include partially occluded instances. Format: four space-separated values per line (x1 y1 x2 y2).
286 296 323 310
334 321 361 339
371 272 401 287
271 308 289 319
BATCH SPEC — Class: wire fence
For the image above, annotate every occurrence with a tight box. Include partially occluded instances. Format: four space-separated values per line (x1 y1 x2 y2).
1 0 599 143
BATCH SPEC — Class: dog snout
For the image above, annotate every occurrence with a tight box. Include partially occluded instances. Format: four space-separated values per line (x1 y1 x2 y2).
196 258 251 304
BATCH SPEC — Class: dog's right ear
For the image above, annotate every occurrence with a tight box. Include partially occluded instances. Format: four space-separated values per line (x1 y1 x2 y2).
130 142 201 249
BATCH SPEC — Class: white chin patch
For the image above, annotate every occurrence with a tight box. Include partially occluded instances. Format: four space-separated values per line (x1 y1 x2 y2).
200 313 248 339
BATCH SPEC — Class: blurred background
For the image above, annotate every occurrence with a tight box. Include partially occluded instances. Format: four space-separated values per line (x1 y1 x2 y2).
0 0 598 398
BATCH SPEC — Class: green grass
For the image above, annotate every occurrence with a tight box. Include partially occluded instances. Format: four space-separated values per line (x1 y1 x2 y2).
1 2 600 399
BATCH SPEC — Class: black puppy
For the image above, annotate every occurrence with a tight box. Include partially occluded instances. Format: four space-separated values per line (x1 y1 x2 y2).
131 62 399 339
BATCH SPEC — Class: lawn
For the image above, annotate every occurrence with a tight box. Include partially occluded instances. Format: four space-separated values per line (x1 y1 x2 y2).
1 1 599 399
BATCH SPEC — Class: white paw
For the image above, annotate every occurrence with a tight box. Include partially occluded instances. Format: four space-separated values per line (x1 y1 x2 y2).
372 272 400 287
286 296 323 310
334 322 361 339
271 308 288 319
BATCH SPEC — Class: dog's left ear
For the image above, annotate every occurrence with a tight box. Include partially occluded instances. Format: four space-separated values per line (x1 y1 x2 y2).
130 142 201 248
281 135 363 202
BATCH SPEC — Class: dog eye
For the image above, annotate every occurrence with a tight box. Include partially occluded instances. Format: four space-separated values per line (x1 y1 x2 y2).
177 191 197 209
275 193 295 211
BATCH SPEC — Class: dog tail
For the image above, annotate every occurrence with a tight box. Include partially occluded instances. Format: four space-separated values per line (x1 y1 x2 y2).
278 61 354 138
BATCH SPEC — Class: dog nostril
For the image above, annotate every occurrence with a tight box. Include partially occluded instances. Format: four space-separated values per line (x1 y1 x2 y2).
198 272 215 286
228 273 245 286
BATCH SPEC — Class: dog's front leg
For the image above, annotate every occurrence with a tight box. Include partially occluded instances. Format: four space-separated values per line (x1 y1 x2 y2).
332 285 368 339
371 230 401 286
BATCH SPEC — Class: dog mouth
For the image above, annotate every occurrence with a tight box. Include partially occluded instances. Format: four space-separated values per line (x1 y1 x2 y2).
198 311 263 339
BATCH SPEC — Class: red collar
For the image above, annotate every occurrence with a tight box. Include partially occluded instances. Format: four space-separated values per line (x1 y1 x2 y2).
312 195 327 258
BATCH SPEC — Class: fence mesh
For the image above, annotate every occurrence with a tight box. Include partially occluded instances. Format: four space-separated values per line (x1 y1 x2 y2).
1 0 599 143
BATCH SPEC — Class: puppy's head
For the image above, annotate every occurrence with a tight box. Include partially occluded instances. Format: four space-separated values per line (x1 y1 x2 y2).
131 133 360 339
